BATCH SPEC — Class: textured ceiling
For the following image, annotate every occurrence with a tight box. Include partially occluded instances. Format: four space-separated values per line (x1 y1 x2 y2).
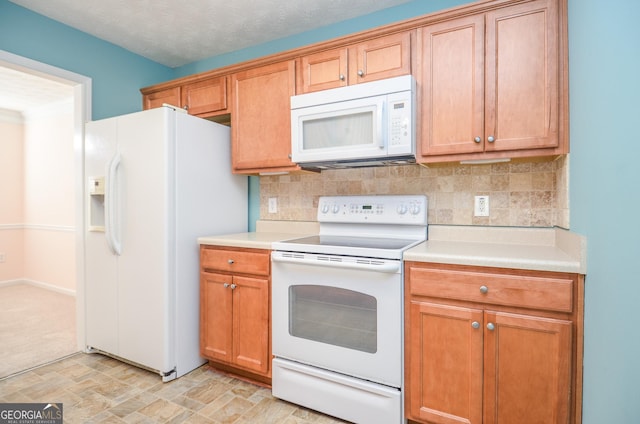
3 0 413 114
9 0 414 68
0 65 73 113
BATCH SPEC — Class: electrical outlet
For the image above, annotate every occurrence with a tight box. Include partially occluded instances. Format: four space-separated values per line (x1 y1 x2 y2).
268 197 278 214
474 196 489 217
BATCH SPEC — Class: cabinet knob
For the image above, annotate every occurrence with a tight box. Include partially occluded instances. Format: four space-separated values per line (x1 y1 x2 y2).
358 69 365 77
230 283 237 290
339 74 345 81
228 259 235 264
183 104 189 111
487 322 495 331
472 321 480 329
474 136 481 143
479 285 488 294
223 283 230 288
487 135 495 143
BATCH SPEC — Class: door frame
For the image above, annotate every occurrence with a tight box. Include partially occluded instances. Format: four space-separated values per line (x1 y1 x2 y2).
0 50 92 352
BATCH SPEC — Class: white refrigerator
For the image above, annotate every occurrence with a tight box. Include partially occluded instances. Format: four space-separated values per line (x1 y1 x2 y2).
84 105 247 381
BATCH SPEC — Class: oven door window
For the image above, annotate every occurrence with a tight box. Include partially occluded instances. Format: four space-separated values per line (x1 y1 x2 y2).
289 285 377 353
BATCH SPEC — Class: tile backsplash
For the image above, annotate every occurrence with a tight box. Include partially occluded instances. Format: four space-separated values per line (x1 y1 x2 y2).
260 155 569 229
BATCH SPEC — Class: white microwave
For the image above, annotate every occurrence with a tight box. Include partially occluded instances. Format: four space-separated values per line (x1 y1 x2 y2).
290 75 415 169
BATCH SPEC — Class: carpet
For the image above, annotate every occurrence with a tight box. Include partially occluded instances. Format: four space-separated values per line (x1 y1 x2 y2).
0 283 78 379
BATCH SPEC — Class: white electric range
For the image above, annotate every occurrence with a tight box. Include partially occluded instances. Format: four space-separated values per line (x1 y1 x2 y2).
271 194 428 424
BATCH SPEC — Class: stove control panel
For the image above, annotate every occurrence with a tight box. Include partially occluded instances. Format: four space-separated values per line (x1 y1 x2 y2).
317 195 427 225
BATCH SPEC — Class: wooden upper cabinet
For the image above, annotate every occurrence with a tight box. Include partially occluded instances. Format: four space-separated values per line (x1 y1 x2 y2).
142 87 181 110
417 0 564 162
418 14 485 156
231 60 299 174
349 31 412 83
299 48 348 93
142 76 229 118
181 76 228 117
485 0 559 152
298 31 412 94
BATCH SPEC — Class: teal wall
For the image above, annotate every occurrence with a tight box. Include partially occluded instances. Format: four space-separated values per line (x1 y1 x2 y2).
174 0 468 77
0 0 173 120
568 0 640 422
2 0 639 420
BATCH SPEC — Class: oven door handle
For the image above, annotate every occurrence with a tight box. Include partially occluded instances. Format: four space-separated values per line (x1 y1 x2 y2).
272 254 401 273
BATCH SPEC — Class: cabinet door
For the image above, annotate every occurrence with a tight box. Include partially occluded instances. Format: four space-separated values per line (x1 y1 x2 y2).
143 87 181 110
232 275 270 375
181 76 228 117
231 60 298 174
418 15 485 156
200 272 233 363
298 47 348 93
484 0 559 152
349 31 412 84
407 300 483 424
483 311 571 424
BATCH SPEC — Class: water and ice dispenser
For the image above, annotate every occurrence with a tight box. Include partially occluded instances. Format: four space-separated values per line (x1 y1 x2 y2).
88 177 105 231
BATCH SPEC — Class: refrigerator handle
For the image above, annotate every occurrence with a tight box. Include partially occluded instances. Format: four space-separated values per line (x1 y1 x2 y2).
105 153 122 255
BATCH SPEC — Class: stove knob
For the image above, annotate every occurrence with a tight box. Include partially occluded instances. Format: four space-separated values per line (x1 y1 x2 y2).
410 204 421 215
321 203 330 214
397 204 408 215
332 204 340 214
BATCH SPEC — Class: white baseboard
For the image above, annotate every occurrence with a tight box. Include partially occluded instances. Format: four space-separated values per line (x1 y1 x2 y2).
0 279 76 297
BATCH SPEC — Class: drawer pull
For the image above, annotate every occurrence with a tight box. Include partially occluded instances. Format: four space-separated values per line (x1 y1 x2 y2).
228 259 235 264
479 285 488 294
471 321 480 329
487 322 495 331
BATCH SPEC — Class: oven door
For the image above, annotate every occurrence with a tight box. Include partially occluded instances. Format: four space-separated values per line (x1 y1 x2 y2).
271 251 403 388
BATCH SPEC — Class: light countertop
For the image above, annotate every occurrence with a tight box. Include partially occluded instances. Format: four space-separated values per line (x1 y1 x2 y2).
198 221 587 274
405 225 586 274
198 220 319 250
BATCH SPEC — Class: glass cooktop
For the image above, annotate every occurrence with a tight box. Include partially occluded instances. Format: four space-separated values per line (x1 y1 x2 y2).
273 234 424 260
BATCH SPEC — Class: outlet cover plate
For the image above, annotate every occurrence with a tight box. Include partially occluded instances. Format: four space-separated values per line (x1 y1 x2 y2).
474 196 489 217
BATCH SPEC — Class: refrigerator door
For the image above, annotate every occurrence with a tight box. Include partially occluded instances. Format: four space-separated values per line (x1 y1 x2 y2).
85 117 119 355
115 107 174 374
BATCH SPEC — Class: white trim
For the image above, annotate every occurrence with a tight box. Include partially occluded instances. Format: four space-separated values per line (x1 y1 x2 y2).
0 279 76 297
0 49 91 353
24 224 76 232
0 108 23 123
0 224 23 230
0 224 75 232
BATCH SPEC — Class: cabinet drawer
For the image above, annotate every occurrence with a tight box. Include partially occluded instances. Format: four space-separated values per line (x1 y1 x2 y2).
201 247 270 276
408 265 573 313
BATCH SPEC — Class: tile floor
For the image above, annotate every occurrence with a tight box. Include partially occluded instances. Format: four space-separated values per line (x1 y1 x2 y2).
0 353 348 423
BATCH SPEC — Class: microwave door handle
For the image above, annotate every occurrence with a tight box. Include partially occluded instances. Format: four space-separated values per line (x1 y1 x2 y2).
376 100 385 149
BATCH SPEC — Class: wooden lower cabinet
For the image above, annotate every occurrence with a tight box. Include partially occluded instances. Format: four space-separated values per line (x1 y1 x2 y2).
200 246 271 383
405 262 583 424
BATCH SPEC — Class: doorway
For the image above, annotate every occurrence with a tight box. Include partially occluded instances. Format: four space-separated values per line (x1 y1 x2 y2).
0 51 91 377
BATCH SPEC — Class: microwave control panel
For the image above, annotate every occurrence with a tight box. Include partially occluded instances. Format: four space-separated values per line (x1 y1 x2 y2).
387 91 414 155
